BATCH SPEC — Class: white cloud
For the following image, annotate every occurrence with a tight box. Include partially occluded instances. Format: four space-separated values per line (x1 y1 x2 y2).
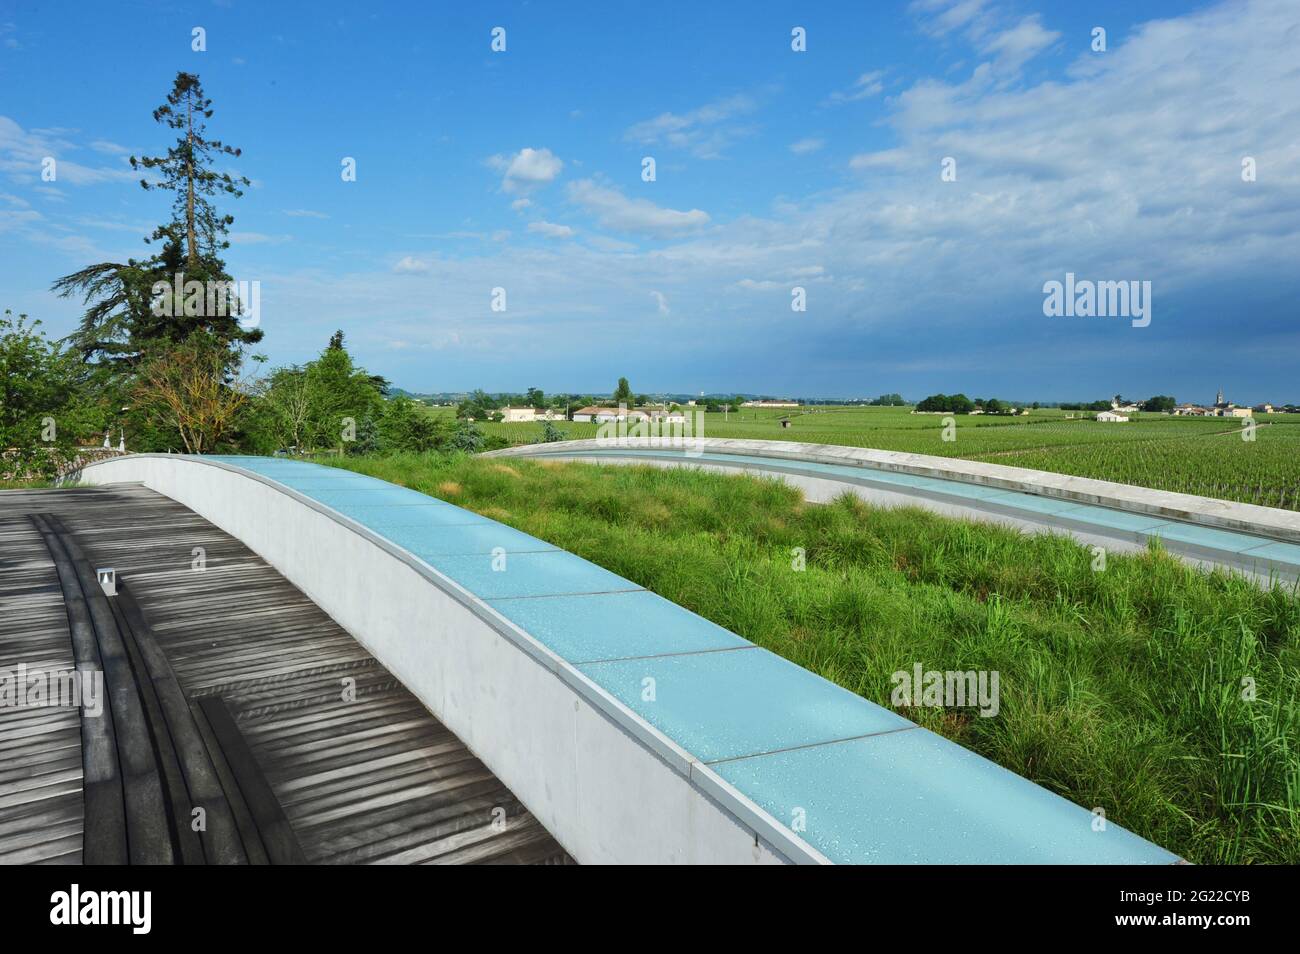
979 15 1059 73
911 2 1058 77
283 208 329 219
567 179 710 238
511 197 532 211
528 220 575 239
0 116 141 186
584 234 638 253
89 140 131 156
912 0 993 38
828 71 885 104
393 255 432 274
488 147 563 194
74 215 153 233
624 94 757 159
789 138 825 155
848 148 907 170
650 290 669 315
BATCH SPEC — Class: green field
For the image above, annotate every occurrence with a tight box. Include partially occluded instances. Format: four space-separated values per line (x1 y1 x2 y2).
444 405 1300 510
325 451 1300 864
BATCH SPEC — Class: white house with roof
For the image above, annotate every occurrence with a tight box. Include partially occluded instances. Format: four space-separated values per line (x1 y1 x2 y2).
571 405 689 424
571 406 641 423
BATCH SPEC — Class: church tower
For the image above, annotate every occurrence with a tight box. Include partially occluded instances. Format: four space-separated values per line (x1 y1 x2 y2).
1216 386 1224 406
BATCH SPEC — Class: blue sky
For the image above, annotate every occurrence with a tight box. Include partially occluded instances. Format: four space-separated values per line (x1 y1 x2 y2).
2 0 1298 402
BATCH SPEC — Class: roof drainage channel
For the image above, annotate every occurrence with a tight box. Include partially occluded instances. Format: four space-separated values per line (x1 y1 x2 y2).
201 455 1179 864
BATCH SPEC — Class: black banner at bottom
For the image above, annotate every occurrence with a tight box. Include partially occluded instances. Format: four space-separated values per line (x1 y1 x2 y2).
0 863 1275 940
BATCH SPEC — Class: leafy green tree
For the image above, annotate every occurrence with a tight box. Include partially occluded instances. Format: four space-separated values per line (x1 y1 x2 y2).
248 334 384 452
916 393 974 414
255 365 313 450
457 389 499 421
1 310 102 477
612 377 632 405
303 340 385 450
377 397 443 452
542 420 566 443
132 333 254 454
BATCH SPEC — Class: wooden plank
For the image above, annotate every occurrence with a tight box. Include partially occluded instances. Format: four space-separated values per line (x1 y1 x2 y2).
42 516 174 866
113 582 247 865
25 514 119 864
108 592 206 865
1 486 573 866
195 696 307 865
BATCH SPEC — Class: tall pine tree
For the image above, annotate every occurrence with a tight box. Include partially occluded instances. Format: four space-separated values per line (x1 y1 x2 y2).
52 72 262 369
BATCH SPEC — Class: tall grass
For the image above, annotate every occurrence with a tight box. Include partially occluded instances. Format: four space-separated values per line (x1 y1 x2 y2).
326 451 1300 864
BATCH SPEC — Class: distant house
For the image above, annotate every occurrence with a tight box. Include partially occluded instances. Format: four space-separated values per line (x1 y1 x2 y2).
1173 404 1207 416
741 400 800 408
654 410 688 424
1096 411 1129 422
571 406 647 423
571 405 687 425
499 406 537 423
1255 404 1275 414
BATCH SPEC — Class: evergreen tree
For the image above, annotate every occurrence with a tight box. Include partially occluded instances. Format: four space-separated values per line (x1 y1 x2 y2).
613 376 632 405
52 72 261 370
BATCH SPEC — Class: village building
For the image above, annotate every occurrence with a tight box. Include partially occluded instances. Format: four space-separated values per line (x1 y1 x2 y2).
571 405 689 424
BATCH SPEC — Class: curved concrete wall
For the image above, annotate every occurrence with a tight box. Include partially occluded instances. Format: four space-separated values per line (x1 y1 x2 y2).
70 454 810 865
488 437 1300 544
71 454 1181 865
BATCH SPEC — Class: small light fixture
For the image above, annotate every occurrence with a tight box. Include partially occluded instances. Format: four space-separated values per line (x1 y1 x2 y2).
96 568 116 597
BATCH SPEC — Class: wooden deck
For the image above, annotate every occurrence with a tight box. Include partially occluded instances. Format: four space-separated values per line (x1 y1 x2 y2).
0 485 572 865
